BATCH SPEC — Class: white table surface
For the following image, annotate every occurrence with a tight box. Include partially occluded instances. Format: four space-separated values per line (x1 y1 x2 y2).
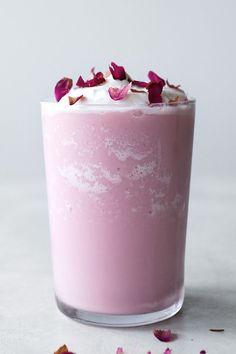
0 177 235 354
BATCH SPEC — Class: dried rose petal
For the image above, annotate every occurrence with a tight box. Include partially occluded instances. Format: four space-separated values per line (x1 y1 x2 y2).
145 70 166 104
76 68 105 88
170 94 188 103
90 67 96 77
116 347 124 354
166 80 185 93
54 344 68 354
163 349 172 354
200 351 206 354
55 78 73 102
169 96 180 103
147 82 163 104
153 329 174 342
109 62 126 80
68 95 84 105
148 71 165 88
132 80 148 88
209 328 224 332
108 83 131 101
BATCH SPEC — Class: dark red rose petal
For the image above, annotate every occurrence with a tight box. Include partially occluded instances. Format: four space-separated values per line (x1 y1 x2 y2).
148 70 165 88
108 83 131 101
76 75 86 87
68 95 84 105
209 328 224 332
76 68 105 88
54 77 73 102
200 351 206 354
147 82 163 104
153 329 174 342
109 62 126 80
132 80 148 88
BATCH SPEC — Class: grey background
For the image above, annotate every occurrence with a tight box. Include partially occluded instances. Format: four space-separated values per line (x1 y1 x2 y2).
0 0 236 182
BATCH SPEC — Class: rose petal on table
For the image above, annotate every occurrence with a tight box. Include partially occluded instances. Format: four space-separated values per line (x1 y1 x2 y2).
68 95 84 105
116 347 124 354
209 328 225 332
108 82 132 101
54 344 69 354
54 78 73 102
153 329 173 342
200 351 206 354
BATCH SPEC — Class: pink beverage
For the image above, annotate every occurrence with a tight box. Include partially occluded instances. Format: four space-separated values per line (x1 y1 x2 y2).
41 64 195 326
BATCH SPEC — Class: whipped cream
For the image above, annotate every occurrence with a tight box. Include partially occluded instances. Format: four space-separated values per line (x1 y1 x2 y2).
58 75 187 106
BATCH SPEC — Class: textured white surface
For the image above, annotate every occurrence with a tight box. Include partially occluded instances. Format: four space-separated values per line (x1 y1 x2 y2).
0 177 235 354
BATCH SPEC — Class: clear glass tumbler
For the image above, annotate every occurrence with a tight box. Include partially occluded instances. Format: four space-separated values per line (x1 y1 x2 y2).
41 100 195 326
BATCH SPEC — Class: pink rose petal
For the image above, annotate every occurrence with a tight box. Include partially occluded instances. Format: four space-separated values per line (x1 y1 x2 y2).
109 62 126 80
76 68 105 88
54 77 73 102
132 80 148 88
148 70 165 88
68 95 84 105
147 82 163 104
116 347 124 354
153 329 174 342
163 349 172 354
108 82 132 101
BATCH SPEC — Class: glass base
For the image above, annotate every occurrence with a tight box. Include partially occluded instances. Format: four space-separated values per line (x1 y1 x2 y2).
56 293 184 327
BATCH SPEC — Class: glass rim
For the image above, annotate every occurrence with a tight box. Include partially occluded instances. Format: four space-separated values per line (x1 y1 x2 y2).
41 98 195 109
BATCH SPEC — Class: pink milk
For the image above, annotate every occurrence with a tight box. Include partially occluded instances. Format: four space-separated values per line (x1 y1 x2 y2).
41 101 195 326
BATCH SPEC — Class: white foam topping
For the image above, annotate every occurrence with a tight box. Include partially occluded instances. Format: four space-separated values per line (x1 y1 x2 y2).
57 74 187 107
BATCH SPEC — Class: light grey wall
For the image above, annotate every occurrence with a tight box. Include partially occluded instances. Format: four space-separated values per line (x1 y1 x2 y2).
0 0 235 181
